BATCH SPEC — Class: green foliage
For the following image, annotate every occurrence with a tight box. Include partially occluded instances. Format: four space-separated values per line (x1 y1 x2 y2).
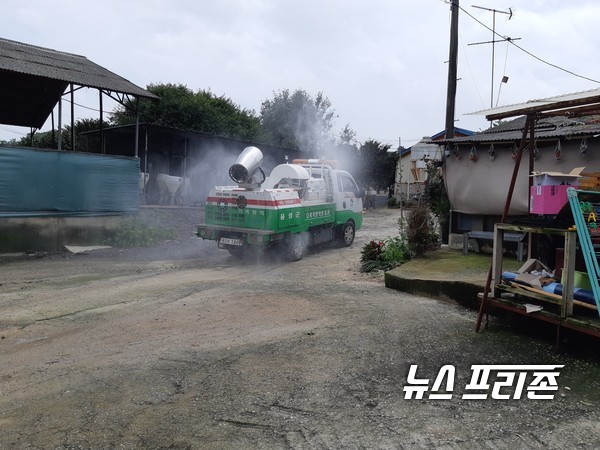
360 236 410 273
356 140 399 191
360 240 384 266
405 205 440 258
15 118 111 152
387 197 398 208
259 89 337 154
105 218 177 248
383 236 410 265
111 83 261 140
425 160 450 225
18 129 57 149
338 123 357 146
329 123 361 172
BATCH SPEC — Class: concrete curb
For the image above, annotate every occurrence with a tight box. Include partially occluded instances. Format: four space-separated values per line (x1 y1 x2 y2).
384 271 484 310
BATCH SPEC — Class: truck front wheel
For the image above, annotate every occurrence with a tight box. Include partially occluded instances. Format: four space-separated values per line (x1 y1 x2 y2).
338 221 355 247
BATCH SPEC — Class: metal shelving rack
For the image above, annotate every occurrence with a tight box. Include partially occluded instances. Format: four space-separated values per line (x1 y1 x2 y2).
485 222 600 343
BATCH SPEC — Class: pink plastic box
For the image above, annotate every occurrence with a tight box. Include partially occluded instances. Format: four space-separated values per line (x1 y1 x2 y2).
529 167 584 215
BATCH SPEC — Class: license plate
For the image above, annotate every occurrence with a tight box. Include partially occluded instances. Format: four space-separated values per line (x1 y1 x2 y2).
220 237 243 246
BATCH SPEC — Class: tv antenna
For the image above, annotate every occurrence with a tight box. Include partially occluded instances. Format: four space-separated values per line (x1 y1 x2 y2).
468 5 520 109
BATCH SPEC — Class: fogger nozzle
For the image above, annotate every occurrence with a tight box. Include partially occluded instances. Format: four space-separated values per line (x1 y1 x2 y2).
229 146 264 183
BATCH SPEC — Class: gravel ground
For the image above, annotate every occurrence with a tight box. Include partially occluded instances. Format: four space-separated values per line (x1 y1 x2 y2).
0 207 599 449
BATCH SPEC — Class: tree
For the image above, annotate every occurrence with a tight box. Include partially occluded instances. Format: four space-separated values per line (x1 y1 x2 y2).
425 160 451 244
338 123 357 146
329 123 360 173
15 118 110 152
260 89 337 155
111 83 261 140
356 139 399 191
17 129 56 149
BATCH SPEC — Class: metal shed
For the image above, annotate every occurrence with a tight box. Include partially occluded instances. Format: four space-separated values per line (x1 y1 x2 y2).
0 37 158 251
0 37 158 150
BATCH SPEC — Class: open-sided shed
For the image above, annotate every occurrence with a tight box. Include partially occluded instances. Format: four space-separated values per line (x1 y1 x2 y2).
0 37 157 251
0 37 157 150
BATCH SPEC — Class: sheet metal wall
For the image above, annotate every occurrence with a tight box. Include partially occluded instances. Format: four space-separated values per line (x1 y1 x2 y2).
0 146 140 217
444 140 600 216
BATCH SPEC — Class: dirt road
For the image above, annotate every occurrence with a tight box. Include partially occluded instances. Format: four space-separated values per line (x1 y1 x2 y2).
1 208 599 449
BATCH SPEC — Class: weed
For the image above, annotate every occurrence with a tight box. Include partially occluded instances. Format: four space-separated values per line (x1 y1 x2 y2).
360 236 410 273
387 196 398 208
105 218 177 248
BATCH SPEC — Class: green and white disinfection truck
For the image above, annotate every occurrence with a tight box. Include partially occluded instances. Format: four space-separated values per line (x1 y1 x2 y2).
196 146 363 261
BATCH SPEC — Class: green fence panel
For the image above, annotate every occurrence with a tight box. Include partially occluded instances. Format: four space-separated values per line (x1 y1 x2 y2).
0 146 140 216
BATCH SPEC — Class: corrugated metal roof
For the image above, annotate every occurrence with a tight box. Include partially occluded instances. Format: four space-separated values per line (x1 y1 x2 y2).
0 38 156 98
433 115 600 144
0 37 157 128
468 88 600 121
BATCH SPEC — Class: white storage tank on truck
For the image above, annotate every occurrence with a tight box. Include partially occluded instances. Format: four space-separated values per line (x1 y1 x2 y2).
196 146 363 261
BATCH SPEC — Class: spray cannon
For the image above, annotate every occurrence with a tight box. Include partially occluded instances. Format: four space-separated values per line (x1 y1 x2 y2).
229 146 266 189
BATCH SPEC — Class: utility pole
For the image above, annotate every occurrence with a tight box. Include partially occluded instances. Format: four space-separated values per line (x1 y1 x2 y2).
445 0 459 140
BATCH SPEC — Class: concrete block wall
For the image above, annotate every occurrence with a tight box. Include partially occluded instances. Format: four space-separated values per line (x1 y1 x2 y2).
0 215 123 253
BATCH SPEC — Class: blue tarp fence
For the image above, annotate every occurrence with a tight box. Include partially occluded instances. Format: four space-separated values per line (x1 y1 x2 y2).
0 146 140 217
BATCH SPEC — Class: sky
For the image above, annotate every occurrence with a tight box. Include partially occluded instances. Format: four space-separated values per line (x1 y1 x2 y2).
1 0 600 149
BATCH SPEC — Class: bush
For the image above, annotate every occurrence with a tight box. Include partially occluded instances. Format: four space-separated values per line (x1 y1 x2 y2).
382 236 410 265
360 236 410 273
387 196 398 208
405 205 439 257
105 218 177 248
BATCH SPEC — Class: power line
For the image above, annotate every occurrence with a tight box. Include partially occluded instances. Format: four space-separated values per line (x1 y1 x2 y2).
459 29 486 109
0 125 28 137
460 4 600 84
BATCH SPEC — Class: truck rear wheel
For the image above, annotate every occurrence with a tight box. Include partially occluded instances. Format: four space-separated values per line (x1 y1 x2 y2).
285 232 309 261
338 221 355 247
227 247 244 258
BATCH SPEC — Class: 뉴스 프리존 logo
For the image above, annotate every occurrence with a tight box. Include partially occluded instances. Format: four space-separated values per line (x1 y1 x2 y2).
403 364 564 400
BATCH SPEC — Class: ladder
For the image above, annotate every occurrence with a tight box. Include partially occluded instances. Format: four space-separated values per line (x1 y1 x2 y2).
567 187 600 316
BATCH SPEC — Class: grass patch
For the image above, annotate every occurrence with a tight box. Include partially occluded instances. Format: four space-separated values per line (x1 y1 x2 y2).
387 248 522 284
105 218 177 248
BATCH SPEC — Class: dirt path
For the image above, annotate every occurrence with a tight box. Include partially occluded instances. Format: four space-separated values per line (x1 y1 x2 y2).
1 208 599 449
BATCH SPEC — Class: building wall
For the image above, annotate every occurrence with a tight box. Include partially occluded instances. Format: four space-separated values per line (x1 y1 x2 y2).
101 129 302 206
394 141 443 202
444 139 600 216
0 215 123 252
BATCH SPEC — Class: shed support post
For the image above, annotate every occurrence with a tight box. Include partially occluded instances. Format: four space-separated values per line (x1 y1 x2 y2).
99 90 104 154
57 99 62 151
134 98 140 158
70 83 75 151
